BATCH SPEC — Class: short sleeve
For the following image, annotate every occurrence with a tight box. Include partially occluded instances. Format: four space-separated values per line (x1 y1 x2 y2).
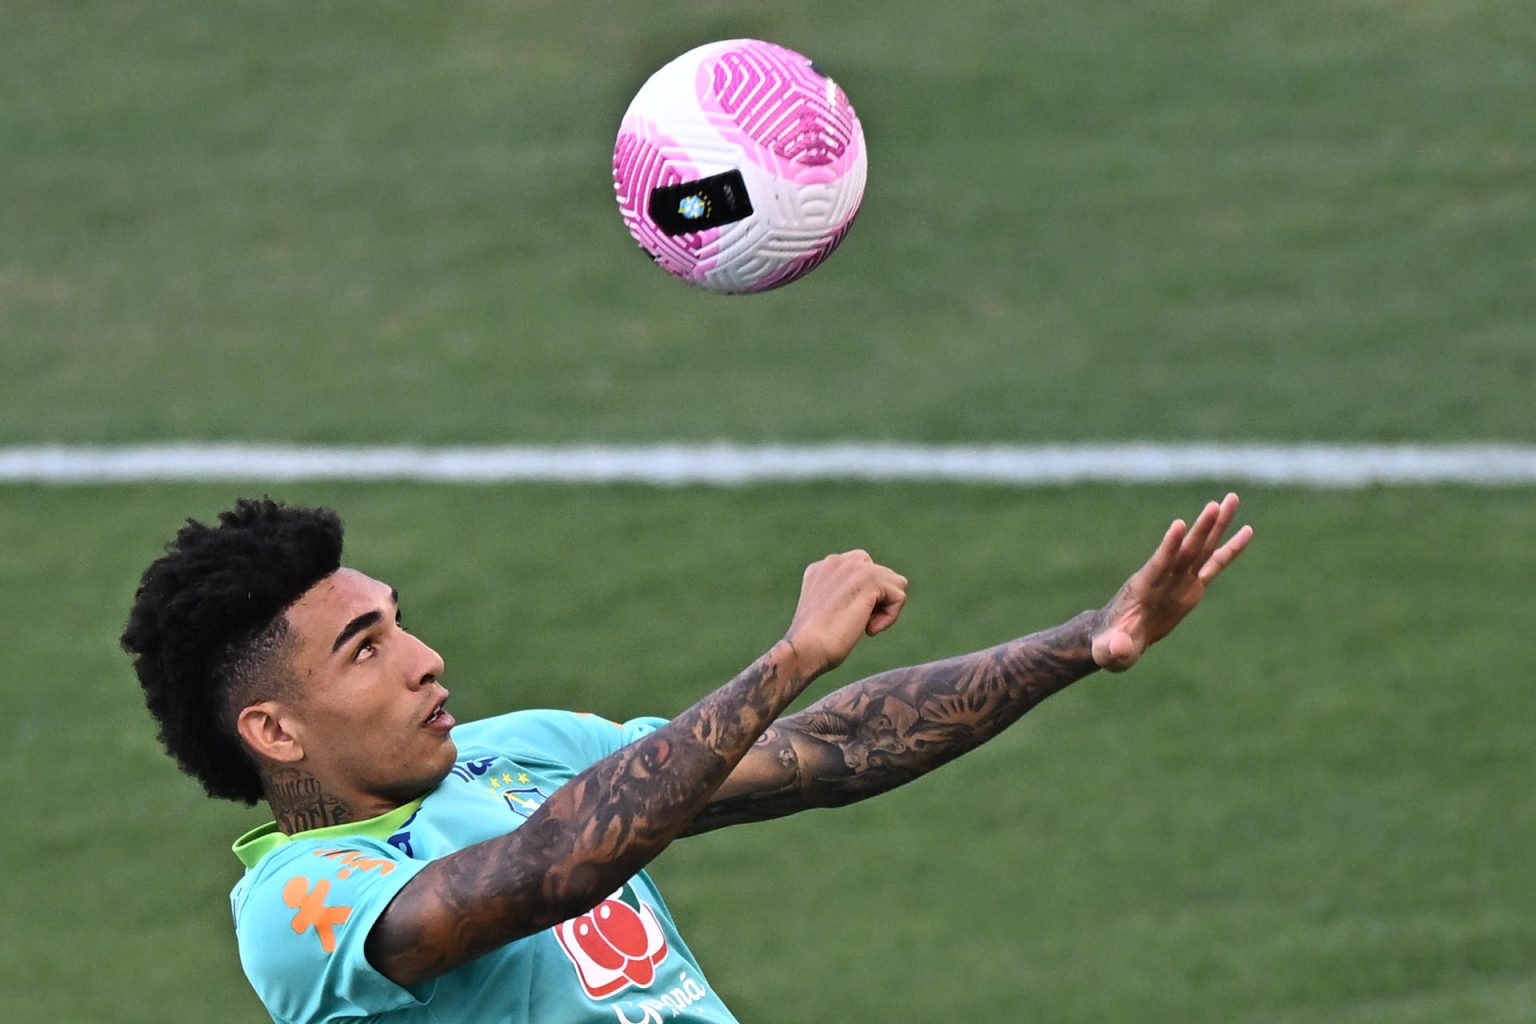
613 714 668 750
466 710 670 772
232 839 432 1023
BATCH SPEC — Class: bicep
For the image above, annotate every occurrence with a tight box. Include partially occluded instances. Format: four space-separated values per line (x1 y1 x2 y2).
365 845 518 986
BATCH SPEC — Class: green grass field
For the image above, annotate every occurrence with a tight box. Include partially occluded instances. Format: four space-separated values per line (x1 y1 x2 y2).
3 1 1533 1022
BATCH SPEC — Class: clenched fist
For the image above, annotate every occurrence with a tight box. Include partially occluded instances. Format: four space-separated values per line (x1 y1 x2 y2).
783 550 909 677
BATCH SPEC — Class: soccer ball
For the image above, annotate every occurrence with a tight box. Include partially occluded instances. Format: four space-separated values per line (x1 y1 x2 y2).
613 39 867 294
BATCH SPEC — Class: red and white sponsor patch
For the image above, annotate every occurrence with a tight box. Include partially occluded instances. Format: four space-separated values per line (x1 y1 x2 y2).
554 887 670 999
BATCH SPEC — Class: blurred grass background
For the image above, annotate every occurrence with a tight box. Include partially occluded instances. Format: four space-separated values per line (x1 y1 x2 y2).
4 0 1532 443
2 1 1533 1021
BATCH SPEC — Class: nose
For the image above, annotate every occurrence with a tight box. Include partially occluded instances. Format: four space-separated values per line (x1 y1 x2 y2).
407 632 446 690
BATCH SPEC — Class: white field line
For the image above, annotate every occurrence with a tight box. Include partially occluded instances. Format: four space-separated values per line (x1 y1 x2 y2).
2 442 1536 486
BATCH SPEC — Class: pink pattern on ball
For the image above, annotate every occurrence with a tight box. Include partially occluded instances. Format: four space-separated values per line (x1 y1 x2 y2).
741 209 861 293
612 123 720 282
696 40 863 185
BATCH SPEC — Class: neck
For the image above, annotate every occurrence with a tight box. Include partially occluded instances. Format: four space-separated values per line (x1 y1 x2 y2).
264 766 356 834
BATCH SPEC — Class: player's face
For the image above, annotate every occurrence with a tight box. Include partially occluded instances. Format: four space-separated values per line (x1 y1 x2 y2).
282 568 457 809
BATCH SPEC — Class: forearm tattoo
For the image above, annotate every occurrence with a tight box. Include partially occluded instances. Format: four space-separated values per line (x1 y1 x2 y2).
687 611 1102 833
367 644 809 985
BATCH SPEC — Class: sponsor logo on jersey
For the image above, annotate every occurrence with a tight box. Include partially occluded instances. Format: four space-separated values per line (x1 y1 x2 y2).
448 756 498 782
608 970 711 1023
312 848 396 879
554 883 670 999
387 808 421 857
282 877 351 954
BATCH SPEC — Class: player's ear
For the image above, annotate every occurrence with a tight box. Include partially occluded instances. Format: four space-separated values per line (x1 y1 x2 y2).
237 702 306 765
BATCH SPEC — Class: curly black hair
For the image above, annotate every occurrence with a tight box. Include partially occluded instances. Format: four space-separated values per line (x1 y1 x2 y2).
122 497 344 804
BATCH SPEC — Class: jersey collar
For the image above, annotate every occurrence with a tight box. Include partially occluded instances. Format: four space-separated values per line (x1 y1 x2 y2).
232 795 426 869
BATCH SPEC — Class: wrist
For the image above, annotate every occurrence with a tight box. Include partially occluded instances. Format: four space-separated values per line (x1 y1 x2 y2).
1059 609 1107 670
770 635 822 689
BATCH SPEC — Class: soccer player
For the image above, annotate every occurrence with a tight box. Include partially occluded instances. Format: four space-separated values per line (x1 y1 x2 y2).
123 494 1252 1024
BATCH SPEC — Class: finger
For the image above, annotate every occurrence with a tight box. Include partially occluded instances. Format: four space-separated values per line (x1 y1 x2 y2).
1145 516 1187 576
865 570 908 635
1180 500 1223 561
866 590 906 635
1197 523 1254 583
1092 628 1141 672
1206 493 1241 552
1109 631 1138 662
1186 493 1245 565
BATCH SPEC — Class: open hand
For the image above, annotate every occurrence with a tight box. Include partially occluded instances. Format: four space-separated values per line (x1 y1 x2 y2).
784 550 909 677
1092 493 1254 672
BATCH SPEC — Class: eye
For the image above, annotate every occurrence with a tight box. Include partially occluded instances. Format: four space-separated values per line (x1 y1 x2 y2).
354 639 377 662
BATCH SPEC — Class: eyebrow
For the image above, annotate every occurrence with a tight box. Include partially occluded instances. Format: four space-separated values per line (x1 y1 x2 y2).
331 588 400 653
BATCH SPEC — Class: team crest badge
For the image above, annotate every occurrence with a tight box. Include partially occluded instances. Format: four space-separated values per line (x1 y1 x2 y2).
501 786 546 818
554 883 670 998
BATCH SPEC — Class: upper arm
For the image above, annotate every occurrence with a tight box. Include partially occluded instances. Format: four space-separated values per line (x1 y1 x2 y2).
367 708 761 985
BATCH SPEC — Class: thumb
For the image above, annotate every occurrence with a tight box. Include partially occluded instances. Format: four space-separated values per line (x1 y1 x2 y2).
1092 629 1142 672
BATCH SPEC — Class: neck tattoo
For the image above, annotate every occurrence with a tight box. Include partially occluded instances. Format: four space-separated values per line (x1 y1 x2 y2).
266 768 354 834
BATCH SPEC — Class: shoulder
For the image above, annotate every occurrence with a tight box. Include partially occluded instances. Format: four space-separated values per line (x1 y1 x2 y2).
233 837 432 1022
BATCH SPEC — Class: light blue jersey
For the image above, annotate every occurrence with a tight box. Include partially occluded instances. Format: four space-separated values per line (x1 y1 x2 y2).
230 710 739 1024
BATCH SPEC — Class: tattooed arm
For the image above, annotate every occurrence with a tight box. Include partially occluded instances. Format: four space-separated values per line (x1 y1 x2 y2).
684 614 1098 833
687 493 1255 834
365 550 907 986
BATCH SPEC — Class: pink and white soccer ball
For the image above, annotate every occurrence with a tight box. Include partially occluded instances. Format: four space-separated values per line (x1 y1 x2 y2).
613 39 867 294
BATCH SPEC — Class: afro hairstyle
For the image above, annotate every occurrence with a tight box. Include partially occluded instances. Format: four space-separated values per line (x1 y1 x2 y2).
122 497 343 804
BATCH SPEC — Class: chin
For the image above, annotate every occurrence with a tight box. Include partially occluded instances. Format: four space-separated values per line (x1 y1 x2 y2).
386 738 459 802
425 736 459 785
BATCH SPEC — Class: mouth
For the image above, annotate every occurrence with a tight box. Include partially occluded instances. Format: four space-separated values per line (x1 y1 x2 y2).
424 694 455 730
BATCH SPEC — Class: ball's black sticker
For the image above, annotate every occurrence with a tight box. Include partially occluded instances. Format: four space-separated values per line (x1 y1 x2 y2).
649 170 754 236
